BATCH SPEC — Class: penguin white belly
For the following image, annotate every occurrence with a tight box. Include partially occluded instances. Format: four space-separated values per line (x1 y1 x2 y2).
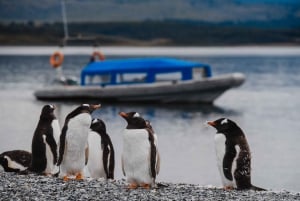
214 134 234 187
51 119 61 174
51 119 61 144
60 113 91 175
122 129 152 185
87 131 106 178
43 135 55 174
4 156 26 171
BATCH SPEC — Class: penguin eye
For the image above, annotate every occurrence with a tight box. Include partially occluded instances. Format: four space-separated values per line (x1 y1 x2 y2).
221 119 228 125
133 113 140 118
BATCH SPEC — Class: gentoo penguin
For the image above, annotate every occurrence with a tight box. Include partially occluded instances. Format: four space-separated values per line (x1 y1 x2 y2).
58 104 101 181
0 150 31 172
207 118 265 191
119 111 160 189
31 104 60 175
86 118 115 179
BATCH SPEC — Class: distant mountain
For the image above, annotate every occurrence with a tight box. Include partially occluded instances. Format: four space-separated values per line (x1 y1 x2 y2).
0 0 299 28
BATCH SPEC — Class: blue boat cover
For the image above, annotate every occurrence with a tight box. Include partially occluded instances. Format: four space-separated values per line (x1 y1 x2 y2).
81 57 212 85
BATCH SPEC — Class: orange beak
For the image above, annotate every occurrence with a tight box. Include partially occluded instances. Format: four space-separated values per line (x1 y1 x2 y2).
119 112 128 118
207 121 216 127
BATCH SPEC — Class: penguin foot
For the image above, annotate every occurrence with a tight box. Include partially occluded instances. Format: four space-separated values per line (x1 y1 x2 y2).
75 173 84 180
128 183 138 189
44 173 52 177
141 183 151 189
224 186 234 191
63 176 69 182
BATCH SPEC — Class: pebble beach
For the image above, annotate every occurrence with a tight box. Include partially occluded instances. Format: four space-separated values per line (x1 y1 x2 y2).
0 172 299 201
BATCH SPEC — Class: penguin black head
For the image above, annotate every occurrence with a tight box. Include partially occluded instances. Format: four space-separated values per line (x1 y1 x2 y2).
79 104 101 113
0 154 8 166
90 118 107 135
207 118 244 137
40 104 56 120
0 155 13 172
66 104 101 120
119 111 147 129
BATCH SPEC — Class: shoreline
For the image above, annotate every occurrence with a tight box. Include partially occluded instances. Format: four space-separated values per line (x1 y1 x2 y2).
0 172 299 201
0 46 300 57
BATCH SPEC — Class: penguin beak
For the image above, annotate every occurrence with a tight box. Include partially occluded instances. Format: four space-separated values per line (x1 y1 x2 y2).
119 112 128 119
207 121 216 127
91 104 101 110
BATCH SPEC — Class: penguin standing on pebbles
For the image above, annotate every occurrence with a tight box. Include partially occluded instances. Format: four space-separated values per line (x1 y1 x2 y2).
0 150 31 172
86 118 115 179
31 104 60 175
207 118 265 191
58 104 101 181
119 111 160 189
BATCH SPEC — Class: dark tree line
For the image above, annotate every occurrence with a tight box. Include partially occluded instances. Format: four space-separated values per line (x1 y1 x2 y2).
0 20 299 46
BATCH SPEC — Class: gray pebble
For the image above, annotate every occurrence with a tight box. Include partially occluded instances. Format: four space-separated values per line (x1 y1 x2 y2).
0 172 299 201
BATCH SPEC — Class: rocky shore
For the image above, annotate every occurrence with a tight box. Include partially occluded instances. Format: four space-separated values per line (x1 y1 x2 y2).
0 172 299 201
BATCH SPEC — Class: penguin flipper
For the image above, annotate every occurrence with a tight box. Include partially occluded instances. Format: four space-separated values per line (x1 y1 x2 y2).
85 145 89 165
153 134 160 175
156 151 160 175
223 144 237 181
121 155 126 176
107 136 115 179
57 126 67 166
147 130 157 179
102 144 109 178
103 135 115 179
45 133 58 164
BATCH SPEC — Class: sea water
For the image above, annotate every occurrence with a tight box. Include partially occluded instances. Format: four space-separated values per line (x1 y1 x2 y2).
0 47 299 192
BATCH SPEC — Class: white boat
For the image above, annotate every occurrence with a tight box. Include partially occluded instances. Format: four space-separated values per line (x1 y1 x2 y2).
34 57 245 104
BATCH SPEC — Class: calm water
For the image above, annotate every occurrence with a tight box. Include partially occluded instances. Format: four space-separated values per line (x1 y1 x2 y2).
0 49 300 191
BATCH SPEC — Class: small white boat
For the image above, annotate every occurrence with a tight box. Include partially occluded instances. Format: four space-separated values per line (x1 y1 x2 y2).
34 57 245 104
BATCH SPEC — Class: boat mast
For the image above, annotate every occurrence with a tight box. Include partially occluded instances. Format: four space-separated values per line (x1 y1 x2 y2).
61 0 69 45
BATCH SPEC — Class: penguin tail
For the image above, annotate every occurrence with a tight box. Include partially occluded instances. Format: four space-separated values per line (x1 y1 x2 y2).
251 185 266 191
18 169 30 175
155 182 169 188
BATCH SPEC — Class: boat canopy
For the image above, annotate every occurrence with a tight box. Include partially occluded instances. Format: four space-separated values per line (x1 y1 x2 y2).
81 58 212 86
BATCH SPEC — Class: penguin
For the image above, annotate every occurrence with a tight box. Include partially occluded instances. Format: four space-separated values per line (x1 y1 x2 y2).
58 104 101 181
86 118 115 179
119 111 160 189
31 104 60 175
207 118 265 191
0 150 31 172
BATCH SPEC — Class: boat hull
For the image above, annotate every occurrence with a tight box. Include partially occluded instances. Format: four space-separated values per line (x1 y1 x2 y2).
34 73 245 104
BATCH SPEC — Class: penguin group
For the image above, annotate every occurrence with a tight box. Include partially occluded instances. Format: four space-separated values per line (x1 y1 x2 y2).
0 103 266 191
0 104 115 181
